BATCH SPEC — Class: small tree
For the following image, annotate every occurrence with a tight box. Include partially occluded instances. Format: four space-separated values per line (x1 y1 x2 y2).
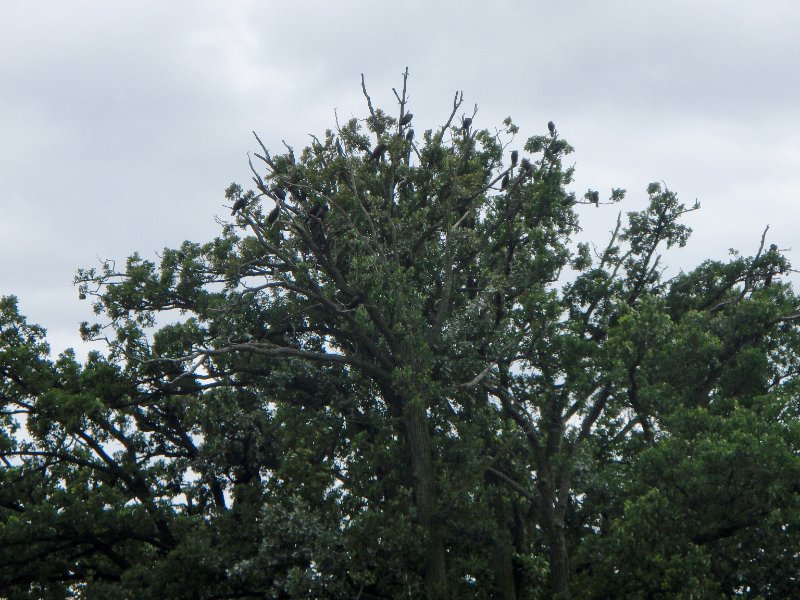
3 71 799 598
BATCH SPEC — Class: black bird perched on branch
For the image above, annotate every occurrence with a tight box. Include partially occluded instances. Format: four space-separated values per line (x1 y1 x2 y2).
267 205 280 224
765 244 780 287
231 198 247 215
308 203 328 249
308 202 329 220
520 158 533 175
590 190 600 206
369 143 387 162
406 128 414 142
272 186 286 201
501 173 510 190
548 120 556 135
347 294 364 310
511 150 518 167
399 113 414 127
462 117 472 130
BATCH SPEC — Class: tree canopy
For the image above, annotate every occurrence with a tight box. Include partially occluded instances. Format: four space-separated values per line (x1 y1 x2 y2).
2 72 800 599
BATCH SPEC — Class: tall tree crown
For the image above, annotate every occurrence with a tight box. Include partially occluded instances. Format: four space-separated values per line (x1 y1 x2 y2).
2 73 799 599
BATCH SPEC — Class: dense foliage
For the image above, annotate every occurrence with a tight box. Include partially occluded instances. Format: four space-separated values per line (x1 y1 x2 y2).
2 74 800 598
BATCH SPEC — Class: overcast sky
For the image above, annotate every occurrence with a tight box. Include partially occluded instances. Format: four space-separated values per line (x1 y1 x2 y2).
2 0 799 359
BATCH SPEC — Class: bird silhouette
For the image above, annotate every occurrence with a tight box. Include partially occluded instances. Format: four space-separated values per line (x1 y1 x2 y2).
511 150 518 167
501 174 510 190
231 198 247 215
548 121 556 135
267 205 280 224
308 202 328 220
462 117 472 130
347 294 364 310
369 143 387 162
399 113 414 127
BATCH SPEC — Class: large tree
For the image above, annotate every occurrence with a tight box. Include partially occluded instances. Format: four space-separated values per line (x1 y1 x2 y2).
2 72 799 598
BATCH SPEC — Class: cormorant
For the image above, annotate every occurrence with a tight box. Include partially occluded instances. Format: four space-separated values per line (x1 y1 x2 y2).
231 198 247 215
399 113 414 127
511 150 518 167
462 117 473 130
347 294 363 309
308 204 328 249
501 173 510 190
272 187 286 201
369 143 387 162
406 128 414 142
520 158 533 174
308 202 328 219
548 121 556 134
267 205 280 224
766 244 780 287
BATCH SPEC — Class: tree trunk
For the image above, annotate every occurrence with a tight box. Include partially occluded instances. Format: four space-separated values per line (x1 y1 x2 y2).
403 399 448 599
490 487 517 600
538 475 570 598
545 517 570 599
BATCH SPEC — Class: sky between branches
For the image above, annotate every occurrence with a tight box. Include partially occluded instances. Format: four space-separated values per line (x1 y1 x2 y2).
2 0 799 358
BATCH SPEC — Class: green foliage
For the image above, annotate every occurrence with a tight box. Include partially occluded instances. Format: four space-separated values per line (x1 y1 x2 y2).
3 75 799 598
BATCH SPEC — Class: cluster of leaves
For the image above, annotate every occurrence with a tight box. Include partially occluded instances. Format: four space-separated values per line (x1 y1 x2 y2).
2 74 800 598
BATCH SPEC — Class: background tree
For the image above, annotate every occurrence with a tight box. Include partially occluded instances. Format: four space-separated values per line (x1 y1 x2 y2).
2 72 799 598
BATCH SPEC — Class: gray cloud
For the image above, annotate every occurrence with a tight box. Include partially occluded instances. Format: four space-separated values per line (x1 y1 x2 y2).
2 0 798 358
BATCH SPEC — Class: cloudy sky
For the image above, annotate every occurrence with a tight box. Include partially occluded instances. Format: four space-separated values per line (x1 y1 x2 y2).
2 0 799 358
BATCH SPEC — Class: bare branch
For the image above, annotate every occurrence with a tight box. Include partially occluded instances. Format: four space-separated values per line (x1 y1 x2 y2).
739 225 770 302
252 131 276 170
360 73 379 131
486 466 537 502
